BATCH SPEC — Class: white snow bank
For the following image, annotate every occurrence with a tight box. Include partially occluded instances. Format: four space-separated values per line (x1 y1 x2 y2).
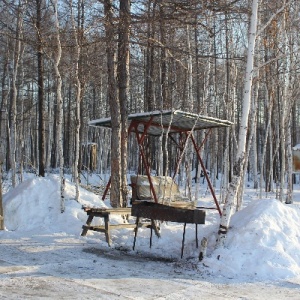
205 199 300 280
3 175 106 234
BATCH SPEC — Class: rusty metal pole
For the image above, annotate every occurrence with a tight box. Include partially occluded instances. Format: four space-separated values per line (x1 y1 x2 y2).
133 119 159 203
190 133 222 216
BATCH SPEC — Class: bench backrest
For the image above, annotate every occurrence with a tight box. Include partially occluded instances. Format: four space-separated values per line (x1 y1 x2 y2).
130 175 182 202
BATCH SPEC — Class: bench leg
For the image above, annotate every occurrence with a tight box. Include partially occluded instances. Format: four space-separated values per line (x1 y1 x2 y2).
181 223 186 259
195 224 198 248
81 215 94 236
133 217 140 250
150 223 153 248
104 215 111 246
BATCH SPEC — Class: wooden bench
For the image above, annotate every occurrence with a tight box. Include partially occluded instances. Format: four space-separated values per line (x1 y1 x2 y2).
81 206 153 246
130 175 205 258
81 175 204 257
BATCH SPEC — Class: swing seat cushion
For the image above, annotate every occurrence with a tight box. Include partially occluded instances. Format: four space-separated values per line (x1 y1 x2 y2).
130 175 194 208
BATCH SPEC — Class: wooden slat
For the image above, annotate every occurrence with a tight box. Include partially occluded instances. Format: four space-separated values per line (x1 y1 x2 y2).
82 223 149 231
132 201 205 224
82 206 131 214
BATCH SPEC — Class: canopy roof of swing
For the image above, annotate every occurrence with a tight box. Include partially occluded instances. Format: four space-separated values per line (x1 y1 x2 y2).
88 110 233 136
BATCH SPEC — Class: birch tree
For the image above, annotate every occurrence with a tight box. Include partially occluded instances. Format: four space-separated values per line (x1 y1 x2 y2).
217 0 259 247
184 24 193 201
10 0 26 187
280 3 294 204
18 45 26 183
52 0 65 212
217 0 293 246
70 0 82 202
118 0 131 207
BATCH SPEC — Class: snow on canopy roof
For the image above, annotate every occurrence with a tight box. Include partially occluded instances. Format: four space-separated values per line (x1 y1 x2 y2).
88 110 233 136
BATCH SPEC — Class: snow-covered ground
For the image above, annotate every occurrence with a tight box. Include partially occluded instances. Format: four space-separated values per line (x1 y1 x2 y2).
1 173 300 299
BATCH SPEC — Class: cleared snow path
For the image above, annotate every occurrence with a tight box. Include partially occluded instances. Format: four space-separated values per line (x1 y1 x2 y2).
1 233 300 300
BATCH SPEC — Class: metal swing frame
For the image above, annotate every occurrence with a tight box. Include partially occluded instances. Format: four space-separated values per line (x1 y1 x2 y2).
89 110 233 256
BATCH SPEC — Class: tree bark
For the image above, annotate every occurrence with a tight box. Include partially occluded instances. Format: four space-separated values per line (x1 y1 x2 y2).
216 0 259 247
104 0 121 207
0 109 5 230
36 0 45 177
118 0 130 207
69 0 83 202
10 0 24 187
144 0 156 111
53 0 65 212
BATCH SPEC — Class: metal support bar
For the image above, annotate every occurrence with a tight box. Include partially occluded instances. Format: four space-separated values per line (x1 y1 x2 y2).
195 129 212 152
102 177 111 201
196 224 198 248
150 223 153 248
133 122 159 203
191 133 222 216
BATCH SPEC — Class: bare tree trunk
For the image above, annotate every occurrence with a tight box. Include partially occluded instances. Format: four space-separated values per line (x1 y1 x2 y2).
237 32 261 210
0 109 5 230
216 0 258 247
46 104 52 173
70 0 82 202
259 84 273 198
159 2 169 109
104 0 121 207
280 4 293 203
0 160 3 230
251 115 258 189
184 24 193 200
53 0 65 212
19 47 25 183
1 41 9 174
279 91 287 202
286 119 293 204
237 70 259 211
10 0 25 187
118 0 130 207
144 0 156 111
36 0 45 177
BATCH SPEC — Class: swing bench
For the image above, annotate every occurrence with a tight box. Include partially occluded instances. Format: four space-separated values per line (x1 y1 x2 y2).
86 110 233 257
129 174 206 257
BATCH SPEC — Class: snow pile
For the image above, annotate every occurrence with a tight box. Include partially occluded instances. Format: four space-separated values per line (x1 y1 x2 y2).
3 175 106 234
204 199 300 280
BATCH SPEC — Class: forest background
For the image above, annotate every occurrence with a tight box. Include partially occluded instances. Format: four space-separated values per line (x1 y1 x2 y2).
0 0 299 236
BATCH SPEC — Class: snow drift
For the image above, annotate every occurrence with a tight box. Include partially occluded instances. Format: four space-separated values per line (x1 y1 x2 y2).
204 199 300 280
2 175 105 234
